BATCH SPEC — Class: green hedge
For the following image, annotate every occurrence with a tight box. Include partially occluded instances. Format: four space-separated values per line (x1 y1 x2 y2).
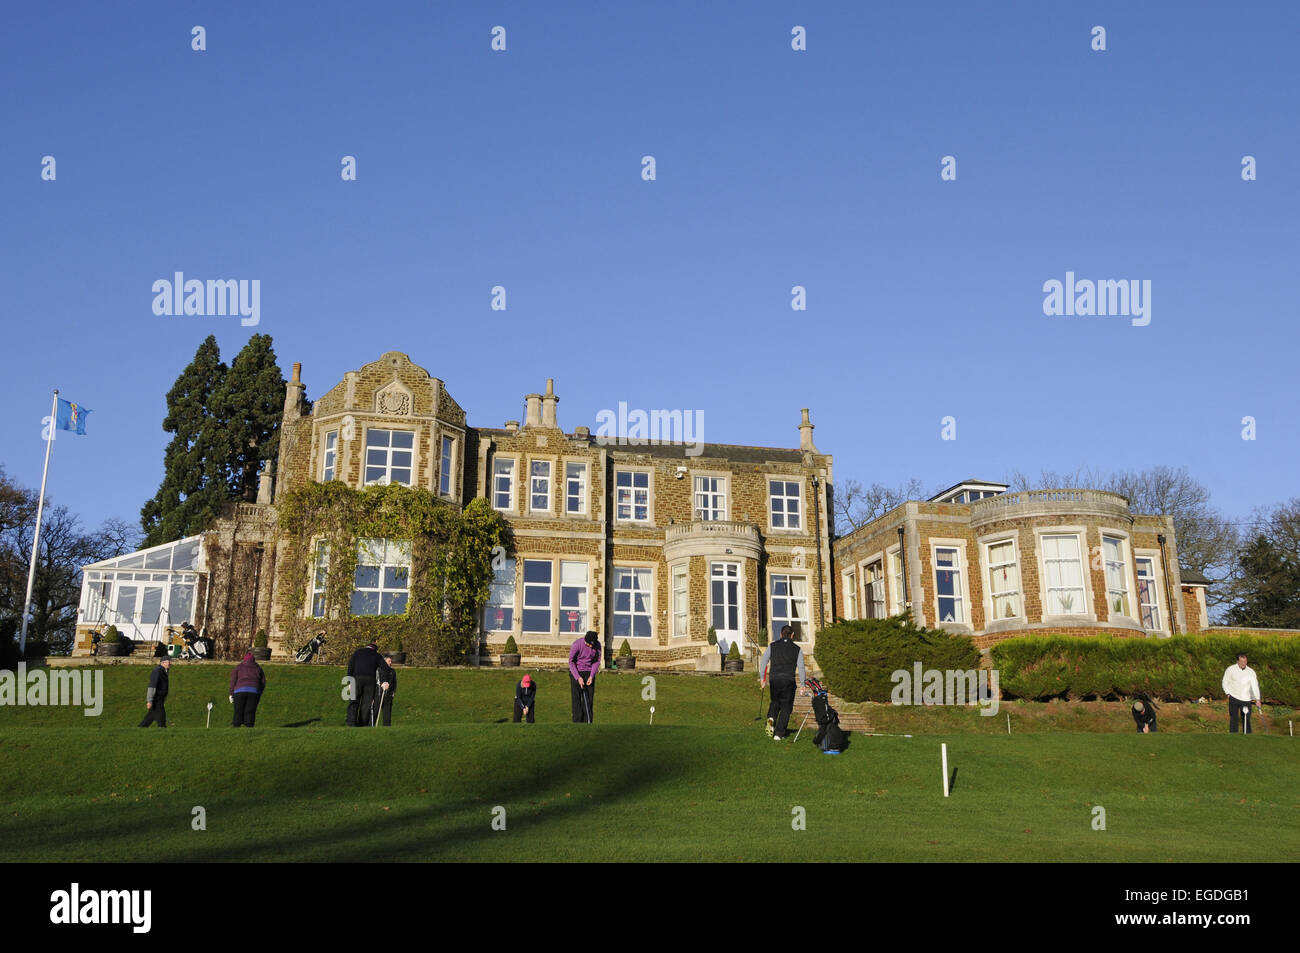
990 634 1300 705
815 616 981 703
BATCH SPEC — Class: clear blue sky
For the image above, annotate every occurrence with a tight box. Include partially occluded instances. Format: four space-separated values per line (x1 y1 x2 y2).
2 1 1296 537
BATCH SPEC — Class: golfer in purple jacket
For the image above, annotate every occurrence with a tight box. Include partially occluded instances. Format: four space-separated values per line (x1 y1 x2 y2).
569 630 601 723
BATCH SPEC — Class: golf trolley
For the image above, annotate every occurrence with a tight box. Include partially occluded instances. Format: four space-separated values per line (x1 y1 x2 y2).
295 632 326 664
179 622 210 661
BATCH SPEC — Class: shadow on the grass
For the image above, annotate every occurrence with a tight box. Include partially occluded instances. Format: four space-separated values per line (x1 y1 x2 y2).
8 729 703 862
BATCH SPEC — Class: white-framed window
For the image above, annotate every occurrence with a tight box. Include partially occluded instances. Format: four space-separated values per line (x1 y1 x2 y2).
440 436 454 496
710 562 740 634
933 546 965 624
986 538 1022 620
522 559 552 633
843 569 857 620
770 573 809 641
529 459 552 513
612 566 653 638
484 558 515 632
615 470 650 523
351 538 410 616
693 476 727 521
865 560 886 618
559 561 590 635
887 548 905 612
1042 533 1086 615
1136 556 1161 630
565 462 587 515
1103 535 1131 618
769 480 802 530
671 564 689 637
364 429 414 486
492 458 515 511
311 540 329 618
322 431 338 482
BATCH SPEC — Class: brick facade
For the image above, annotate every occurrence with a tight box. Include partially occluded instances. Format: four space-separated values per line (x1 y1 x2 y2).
833 490 1188 647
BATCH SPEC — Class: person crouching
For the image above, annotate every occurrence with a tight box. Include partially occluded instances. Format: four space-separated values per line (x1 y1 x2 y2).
514 674 536 723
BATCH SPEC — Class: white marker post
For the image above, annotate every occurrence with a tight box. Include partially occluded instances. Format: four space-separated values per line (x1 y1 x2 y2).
649 705 655 726
1006 713 1011 735
206 701 213 728
941 743 950 798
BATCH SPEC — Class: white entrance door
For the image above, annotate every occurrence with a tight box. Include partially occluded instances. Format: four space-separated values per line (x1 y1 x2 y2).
710 562 743 653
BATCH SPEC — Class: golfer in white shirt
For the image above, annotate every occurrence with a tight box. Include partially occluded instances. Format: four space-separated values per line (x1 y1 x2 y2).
1221 652 1263 734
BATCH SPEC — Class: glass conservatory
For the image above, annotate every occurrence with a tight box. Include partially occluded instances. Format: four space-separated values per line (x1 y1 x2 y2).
78 535 205 644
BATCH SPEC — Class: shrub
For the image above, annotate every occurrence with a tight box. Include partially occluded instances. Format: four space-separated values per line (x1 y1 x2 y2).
815 615 981 703
102 625 122 644
991 633 1300 705
503 635 519 654
254 629 268 648
757 627 769 647
726 642 741 661
618 639 633 658
707 627 717 646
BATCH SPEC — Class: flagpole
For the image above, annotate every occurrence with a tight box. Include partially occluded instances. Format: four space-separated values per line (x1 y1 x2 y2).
19 390 59 656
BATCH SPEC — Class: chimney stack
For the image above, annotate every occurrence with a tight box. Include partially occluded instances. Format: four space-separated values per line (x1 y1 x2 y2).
799 408 818 452
283 362 305 420
541 378 559 429
524 392 542 428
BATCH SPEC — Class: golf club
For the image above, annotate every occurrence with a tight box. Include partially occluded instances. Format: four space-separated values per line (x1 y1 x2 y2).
753 681 766 721
580 681 592 723
792 711 810 743
373 686 386 728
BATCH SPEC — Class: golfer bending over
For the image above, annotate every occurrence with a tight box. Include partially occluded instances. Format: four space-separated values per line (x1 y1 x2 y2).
758 625 805 740
1131 696 1157 733
1222 652 1263 734
569 631 600 723
514 674 536 723
230 651 266 727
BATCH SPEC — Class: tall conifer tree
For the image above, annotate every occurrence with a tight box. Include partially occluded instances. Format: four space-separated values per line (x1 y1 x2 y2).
140 336 230 546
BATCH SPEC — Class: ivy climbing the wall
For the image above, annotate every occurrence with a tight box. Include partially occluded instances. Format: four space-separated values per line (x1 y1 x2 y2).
277 482 510 665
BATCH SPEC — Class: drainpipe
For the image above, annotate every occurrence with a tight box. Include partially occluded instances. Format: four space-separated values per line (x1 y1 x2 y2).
811 475 826 628
1157 534 1174 635
898 525 909 614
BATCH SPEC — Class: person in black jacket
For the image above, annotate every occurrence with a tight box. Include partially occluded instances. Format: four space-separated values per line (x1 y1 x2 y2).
374 652 397 726
346 642 383 726
1131 697 1158 733
758 625 807 740
138 658 172 728
513 674 536 723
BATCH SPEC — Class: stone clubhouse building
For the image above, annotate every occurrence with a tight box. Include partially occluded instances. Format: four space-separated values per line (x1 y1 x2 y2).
74 352 1207 667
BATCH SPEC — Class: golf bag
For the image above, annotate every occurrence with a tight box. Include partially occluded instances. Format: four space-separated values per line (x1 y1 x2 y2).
806 678 848 752
295 632 327 664
180 622 208 661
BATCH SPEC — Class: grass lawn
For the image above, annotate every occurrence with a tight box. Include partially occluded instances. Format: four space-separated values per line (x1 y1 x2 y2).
1 664 1295 862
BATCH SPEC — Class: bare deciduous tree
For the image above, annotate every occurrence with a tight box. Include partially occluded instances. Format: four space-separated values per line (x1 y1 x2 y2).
833 478 924 537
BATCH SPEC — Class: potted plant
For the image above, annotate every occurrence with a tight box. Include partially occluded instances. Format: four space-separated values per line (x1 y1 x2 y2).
616 639 636 670
99 625 127 657
724 641 744 673
252 629 272 661
500 635 521 668
708 626 718 653
389 635 407 665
